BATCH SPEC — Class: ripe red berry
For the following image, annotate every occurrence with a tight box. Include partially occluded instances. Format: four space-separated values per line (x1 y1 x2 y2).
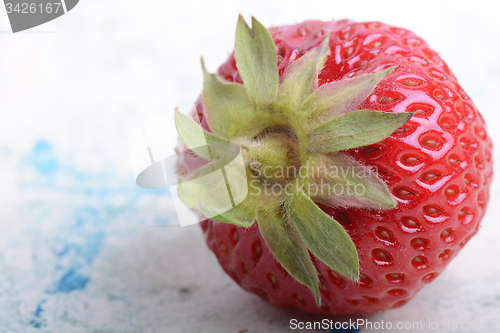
175 16 492 315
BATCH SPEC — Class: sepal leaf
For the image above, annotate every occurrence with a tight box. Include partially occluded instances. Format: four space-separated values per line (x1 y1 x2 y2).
299 67 396 127
209 167 260 227
209 193 258 227
277 34 331 110
306 153 397 210
307 110 414 152
174 108 234 160
257 204 321 305
177 148 253 228
235 15 279 108
285 186 359 282
202 59 264 139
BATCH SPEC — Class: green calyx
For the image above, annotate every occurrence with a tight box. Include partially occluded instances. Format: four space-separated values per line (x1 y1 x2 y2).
175 15 413 306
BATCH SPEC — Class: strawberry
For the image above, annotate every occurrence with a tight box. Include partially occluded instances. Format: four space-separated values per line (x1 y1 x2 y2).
174 16 493 315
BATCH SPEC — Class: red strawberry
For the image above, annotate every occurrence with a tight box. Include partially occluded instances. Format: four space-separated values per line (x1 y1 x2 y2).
174 16 492 315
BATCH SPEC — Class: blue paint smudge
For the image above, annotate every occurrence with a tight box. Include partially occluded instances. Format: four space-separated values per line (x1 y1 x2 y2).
21 136 172 329
47 207 105 293
28 140 59 174
22 140 167 201
48 268 90 294
28 299 47 329
34 301 45 317
154 216 170 226
28 317 45 329
29 207 106 329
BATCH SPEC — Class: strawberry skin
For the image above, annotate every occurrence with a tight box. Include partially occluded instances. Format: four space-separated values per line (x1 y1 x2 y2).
178 19 493 315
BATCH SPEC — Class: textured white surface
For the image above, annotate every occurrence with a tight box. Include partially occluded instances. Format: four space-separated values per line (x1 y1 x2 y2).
0 0 499 332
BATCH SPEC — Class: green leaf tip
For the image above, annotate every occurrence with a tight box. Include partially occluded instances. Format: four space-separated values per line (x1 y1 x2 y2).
200 56 206 72
307 110 414 152
314 33 332 79
300 66 398 128
277 33 332 111
174 108 231 160
176 142 257 228
304 153 398 210
257 204 321 306
201 56 267 140
286 187 359 282
235 15 279 108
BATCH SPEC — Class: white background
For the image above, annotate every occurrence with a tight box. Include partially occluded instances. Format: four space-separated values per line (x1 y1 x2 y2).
0 0 499 332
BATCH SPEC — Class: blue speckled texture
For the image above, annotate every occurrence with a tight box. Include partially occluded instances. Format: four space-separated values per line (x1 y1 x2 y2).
14 139 170 331
1 1 500 332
